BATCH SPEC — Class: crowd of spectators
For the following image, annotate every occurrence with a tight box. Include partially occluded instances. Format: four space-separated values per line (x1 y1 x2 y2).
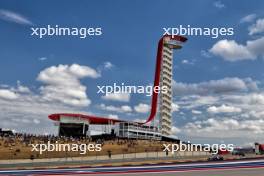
0 128 166 160
0 128 163 148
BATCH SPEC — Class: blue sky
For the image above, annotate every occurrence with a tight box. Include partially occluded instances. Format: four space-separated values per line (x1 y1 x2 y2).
1 0 264 146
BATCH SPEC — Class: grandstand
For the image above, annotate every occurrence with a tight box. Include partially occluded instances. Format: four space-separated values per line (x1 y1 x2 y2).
0 132 172 160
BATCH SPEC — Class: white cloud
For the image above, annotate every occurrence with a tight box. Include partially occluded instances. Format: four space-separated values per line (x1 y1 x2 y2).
192 110 202 114
213 1 225 9
177 95 219 110
173 77 264 144
173 77 257 95
181 59 188 64
103 62 114 69
97 61 114 73
171 103 179 112
171 126 181 134
207 104 242 114
181 59 194 65
37 64 100 107
175 90 264 143
134 103 150 113
240 14 257 23
33 119 40 124
249 18 264 35
210 40 254 61
0 9 33 25
178 91 264 118
225 93 264 107
182 118 264 138
210 37 264 61
101 93 130 102
0 89 18 100
99 104 132 113
0 86 86 134
0 82 31 95
243 93 264 105
200 50 212 58
17 85 30 93
0 70 107 135
108 114 119 119
15 81 30 93
38 57 48 61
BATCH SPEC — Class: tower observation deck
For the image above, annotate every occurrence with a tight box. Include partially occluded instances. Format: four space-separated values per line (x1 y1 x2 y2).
143 35 187 136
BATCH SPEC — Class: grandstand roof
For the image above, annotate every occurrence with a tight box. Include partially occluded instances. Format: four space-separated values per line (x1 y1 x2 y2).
49 113 125 125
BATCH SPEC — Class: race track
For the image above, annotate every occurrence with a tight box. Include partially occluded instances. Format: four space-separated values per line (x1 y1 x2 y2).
0 159 264 175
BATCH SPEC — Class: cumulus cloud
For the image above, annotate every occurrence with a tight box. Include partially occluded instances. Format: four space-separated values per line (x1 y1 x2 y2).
192 110 202 114
101 93 130 102
13 81 31 93
171 126 181 134
0 9 33 25
103 62 114 69
240 14 257 23
1 81 31 95
174 87 264 144
134 103 150 113
178 91 264 117
210 40 254 61
177 95 219 110
97 61 114 73
172 77 264 144
182 118 264 138
213 1 225 9
108 114 119 119
0 89 18 100
0 63 110 134
38 57 48 61
224 93 264 108
0 84 87 134
181 60 189 64
37 64 100 107
98 104 132 113
210 37 264 61
181 59 194 65
173 77 257 95
16 85 30 93
200 50 212 58
242 93 264 105
207 104 242 114
249 18 264 35
171 103 180 112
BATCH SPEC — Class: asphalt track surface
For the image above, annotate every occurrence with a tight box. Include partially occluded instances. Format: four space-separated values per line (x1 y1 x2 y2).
0 159 264 175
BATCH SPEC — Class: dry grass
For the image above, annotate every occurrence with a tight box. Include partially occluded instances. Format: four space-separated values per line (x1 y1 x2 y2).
0 138 169 160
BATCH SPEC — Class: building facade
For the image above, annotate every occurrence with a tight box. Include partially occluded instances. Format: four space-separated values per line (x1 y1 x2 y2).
159 36 183 136
159 40 173 136
116 122 161 140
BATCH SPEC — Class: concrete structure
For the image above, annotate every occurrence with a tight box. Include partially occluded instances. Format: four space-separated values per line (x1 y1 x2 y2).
116 122 161 140
159 36 184 136
49 114 161 140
